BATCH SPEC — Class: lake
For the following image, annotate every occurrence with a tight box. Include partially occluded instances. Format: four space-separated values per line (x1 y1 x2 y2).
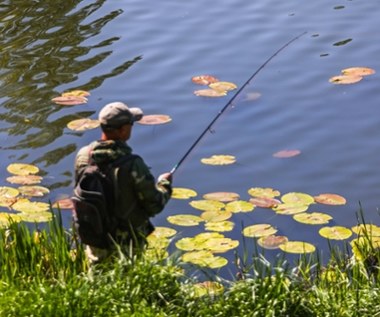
1 0 380 277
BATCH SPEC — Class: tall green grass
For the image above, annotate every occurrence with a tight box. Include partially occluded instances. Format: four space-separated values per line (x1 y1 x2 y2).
0 210 379 316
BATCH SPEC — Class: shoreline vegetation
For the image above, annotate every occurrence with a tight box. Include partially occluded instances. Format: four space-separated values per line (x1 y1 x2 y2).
1 211 379 316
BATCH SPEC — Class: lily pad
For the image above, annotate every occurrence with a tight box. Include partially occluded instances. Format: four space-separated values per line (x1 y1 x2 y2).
202 191 240 202
341 67 375 77
247 187 281 198
201 155 236 165
279 241 316 254
146 235 171 250
249 197 281 208
209 81 237 92
194 89 227 97
191 281 224 297
7 163 39 176
11 198 50 213
175 232 224 251
0 186 19 198
319 226 352 240
51 95 88 105
225 200 254 213
172 187 198 200
329 75 362 84
18 186 50 197
191 75 219 85
61 90 90 97
18 211 53 223
314 193 346 205
257 235 288 249
242 224 278 238
52 198 74 210
350 236 380 261
67 118 100 131
137 114 172 125
293 212 332 225
202 237 239 253
281 192 315 205
149 226 177 238
205 220 234 232
351 224 380 237
0 212 22 227
273 203 309 215
273 149 301 158
200 210 232 222
181 250 228 268
6 175 43 185
189 199 225 211
167 214 203 226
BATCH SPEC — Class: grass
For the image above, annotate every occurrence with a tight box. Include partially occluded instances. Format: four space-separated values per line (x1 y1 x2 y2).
0 211 380 316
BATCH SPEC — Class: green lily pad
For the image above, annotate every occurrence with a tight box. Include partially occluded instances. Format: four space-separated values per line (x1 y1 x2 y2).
175 232 225 251
191 281 224 297
319 226 352 240
0 186 19 198
351 224 380 237
0 212 22 227
350 236 380 261
189 199 225 211
273 203 309 215
205 220 234 232
247 187 280 198
225 200 254 213
201 210 232 222
146 235 171 250
11 198 50 213
293 212 333 225
18 211 53 223
242 224 278 238
172 187 198 199
149 226 177 238
201 155 236 165
202 237 239 253
257 235 289 249
281 192 315 205
194 89 227 97
167 214 203 226
181 250 228 268
7 163 39 176
279 241 316 254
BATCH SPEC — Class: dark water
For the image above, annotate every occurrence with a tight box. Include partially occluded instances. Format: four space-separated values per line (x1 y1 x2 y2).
1 0 380 277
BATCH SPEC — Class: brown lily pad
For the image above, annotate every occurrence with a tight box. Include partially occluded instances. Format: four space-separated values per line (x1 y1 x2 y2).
137 114 172 125
67 118 100 131
314 193 346 205
192 75 219 85
273 149 301 158
329 75 362 84
249 197 281 208
51 95 88 105
6 175 43 185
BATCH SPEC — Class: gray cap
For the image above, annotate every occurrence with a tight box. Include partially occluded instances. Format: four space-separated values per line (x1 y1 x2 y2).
98 102 143 127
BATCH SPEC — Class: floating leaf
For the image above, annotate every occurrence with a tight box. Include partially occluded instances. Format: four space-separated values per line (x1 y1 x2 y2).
202 191 240 202
319 226 352 240
281 192 315 205
209 81 237 92
257 235 288 249
191 281 224 297
225 200 254 213
149 226 177 238
201 155 236 165
279 241 316 254
273 203 308 215
249 197 281 208
329 75 362 84
247 187 280 198
167 214 203 226
0 186 19 198
189 199 225 211
146 235 170 250
52 198 74 210
351 224 380 237
18 211 53 223
18 185 49 197
191 75 219 85
341 67 375 77
12 198 50 213
0 212 22 227
172 187 197 199
194 89 227 97
205 220 234 232
202 237 239 253
137 114 172 125
273 149 301 158
314 193 346 205
242 224 277 238
0 196 18 208
293 212 332 225
6 175 43 185
350 236 380 261
61 90 90 97
175 232 224 251
67 118 100 131
181 250 228 268
201 210 232 222
7 163 39 176
51 95 88 105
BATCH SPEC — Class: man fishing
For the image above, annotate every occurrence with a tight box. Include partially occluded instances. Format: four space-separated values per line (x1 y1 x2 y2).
74 101 173 263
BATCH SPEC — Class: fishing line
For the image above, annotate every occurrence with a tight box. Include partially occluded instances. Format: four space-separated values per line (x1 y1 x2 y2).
170 31 307 175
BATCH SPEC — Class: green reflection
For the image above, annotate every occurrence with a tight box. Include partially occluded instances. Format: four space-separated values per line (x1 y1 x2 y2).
0 0 142 162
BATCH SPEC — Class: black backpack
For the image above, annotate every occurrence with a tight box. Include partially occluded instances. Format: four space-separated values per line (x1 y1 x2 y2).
71 155 135 249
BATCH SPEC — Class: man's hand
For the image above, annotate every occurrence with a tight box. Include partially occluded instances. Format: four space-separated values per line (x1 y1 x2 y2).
158 172 172 183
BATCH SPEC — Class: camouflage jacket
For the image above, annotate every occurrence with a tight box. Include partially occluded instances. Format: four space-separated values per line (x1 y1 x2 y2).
74 140 172 235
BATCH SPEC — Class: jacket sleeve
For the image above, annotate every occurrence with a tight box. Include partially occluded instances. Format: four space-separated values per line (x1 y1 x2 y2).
129 155 172 217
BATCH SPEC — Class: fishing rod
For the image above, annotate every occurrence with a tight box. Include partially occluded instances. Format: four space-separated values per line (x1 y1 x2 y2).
170 31 307 175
